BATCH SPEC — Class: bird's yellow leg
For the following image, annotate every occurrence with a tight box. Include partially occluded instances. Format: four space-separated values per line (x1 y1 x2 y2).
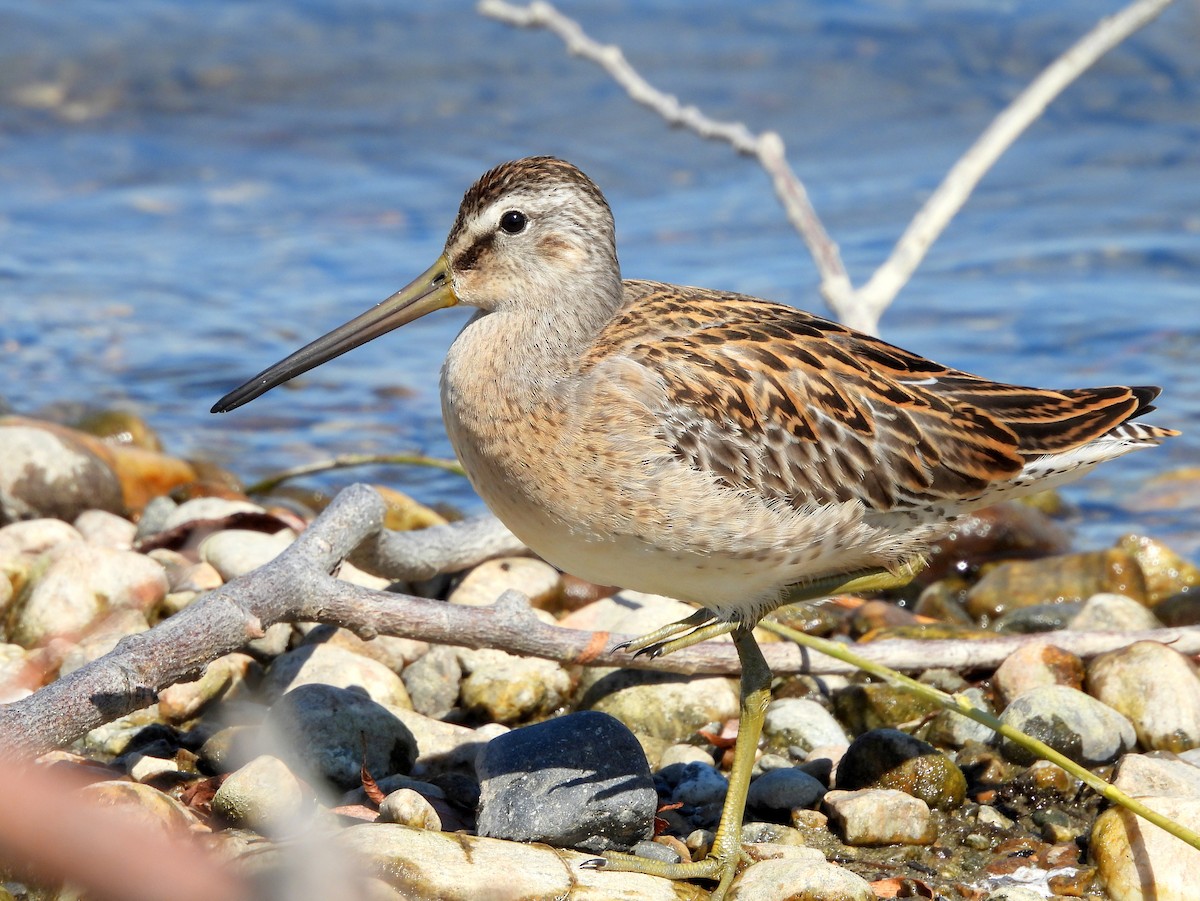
597 627 771 900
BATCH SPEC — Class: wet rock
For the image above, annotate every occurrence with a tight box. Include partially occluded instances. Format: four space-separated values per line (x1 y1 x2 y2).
458 648 569 723
746 767 826 820
992 601 1082 633
999 684 1135 766
1092 796 1200 901
966 549 1147 622
925 687 997 748
0 419 125 522
832 682 941 734
212 754 308 835
1087 641 1200 752
836 729 965 810
402 645 462 719
378 787 442 831
200 528 295 581
1117 534 1200 605
263 643 412 710
1069 592 1163 631
57 608 151 676
9 542 168 647
992 642 1084 706
79 779 196 836
762 697 849 756
375 484 449 532
823 788 936 845
919 501 1072 584
913 579 975 625
158 652 261 723
1113 753 1200 799
448 557 561 609
476 710 655 852
1155 592 1200 627
264 684 417 790
336 823 682 899
983 888 1050 901
729 855 875 901
72 509 136 548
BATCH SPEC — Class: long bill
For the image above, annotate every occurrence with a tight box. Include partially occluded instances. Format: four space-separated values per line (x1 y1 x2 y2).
211 255 457 413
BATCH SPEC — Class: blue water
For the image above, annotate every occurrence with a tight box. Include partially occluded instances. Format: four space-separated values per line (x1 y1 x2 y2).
2 2 1198 553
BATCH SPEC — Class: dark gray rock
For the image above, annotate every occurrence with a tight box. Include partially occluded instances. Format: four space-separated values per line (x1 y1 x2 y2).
747 767 826 821
264 684 417 790
476 710 655 853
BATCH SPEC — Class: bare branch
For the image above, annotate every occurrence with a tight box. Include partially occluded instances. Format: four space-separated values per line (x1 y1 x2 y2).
854 0 1177 327
3 485 1197 758
479 0 1177 335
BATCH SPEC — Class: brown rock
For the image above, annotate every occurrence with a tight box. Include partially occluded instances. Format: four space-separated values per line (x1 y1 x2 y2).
993 641 1084 706
966 549 1147 622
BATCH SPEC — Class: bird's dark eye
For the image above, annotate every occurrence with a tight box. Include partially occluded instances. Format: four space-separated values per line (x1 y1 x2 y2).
499 210 527 235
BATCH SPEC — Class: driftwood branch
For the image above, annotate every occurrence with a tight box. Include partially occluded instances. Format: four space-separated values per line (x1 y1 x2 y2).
2 484 1197 758
478 0 1177 334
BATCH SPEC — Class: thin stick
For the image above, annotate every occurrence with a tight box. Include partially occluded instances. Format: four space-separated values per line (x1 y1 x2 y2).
245 452 466 495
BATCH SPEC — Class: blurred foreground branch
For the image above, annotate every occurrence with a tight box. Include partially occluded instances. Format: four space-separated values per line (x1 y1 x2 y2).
2 484 1198 758
479 0 1176 334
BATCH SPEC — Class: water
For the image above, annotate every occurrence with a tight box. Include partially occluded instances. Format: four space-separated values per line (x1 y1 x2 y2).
2 1 1198 553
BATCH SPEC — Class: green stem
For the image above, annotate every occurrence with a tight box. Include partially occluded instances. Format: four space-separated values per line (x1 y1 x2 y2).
244 453 467 495
762 619 1200 852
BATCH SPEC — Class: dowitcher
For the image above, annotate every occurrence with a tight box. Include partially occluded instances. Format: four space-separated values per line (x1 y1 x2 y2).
213 157 1177 898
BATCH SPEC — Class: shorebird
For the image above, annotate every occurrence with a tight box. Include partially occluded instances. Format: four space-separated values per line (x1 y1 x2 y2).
213 157 1177 898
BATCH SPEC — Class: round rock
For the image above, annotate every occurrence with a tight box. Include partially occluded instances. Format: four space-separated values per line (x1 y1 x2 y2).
476 710 655 852
0 422 124 523
836 728 966 810
263 643 412 710
1087 641 1200 752
264 683 417 790
212 754 308 835
762 698 849 755
746 767 826 821
999 684 1135 766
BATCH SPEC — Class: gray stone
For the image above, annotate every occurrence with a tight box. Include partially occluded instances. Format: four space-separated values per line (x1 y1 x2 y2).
402 645 462 719
999 684 1135 766
476 710 655 853
925 687 998 748
1113 753 1200 799
1093 796 1200 901
762 698 849 755
200 528 295 581
823 788 936 845
378 787 442 831
728 856 875 901
0 423 123 523
264 684 417 790
1070 592 1163 631
263 642 412 709
72 509 136 548
1087 641 1200 753
747 767 826 820
659 760 728 808
212 754 307 834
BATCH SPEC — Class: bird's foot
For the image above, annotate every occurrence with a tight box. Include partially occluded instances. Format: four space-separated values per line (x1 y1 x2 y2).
591 838 747 901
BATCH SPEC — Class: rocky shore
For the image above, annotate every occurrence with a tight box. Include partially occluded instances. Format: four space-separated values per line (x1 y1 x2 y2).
1 412 1199 900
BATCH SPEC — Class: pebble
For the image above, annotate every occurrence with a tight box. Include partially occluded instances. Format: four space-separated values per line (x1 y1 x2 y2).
656 742 714 769
1118 533 1200 604
999 684 1136 766
9 542 168 647
157 652 261 723
336 823 683 899
458 647 570 723
199 528 296 581
302 624 428 672
402 644 462 719
0 421 124 522
762 697 849 755
212 754 308 835
836 728 966 810
475 710 655 852
126 752 181 783
72 509 136 548
158 496 265 533
578 663 738 743
925 687 997 747
1088 641 1200 752
659 760 728 809
1113 753 1200 799
1092 796 1200 901
0 518 83 570
729 856 875 901
746 767 826 820
447 556 561 609
832 681 940 734
378 787 442 831
1069 592 1163 631
263 683 417 790
823 788 937 845
992 641 1085 705
982 888 1049 901
263 643 412 710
